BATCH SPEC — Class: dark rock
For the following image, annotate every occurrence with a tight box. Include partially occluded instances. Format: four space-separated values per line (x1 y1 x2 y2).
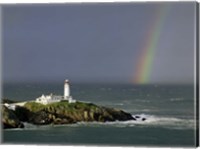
18 123 25 128
2 100 136 128
101 107 134 121
29 110 53 125
25 102 135 124
2 106 24 129
132 117 136 120
14 106 32 122
142 118 146 121
135 116 140 119
28 109 75 125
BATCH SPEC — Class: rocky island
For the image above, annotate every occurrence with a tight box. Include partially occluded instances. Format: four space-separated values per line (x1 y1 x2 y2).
2 99 135 129
1 80 140 129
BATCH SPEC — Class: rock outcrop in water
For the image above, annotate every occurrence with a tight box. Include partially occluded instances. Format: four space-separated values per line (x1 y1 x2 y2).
2 100 135 128
2 106 24 129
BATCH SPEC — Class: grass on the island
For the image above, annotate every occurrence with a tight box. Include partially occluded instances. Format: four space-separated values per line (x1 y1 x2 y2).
24 101 99 113
24 102 45 112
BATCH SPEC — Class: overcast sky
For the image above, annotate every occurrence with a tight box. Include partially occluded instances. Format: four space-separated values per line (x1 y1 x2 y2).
2 2 196 84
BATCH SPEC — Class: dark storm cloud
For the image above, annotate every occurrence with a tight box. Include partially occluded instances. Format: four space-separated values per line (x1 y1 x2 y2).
2 2 196 84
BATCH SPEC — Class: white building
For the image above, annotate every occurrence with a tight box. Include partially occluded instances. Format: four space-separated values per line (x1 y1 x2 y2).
4 103 16 111
4 102 27 111
36 80 76 104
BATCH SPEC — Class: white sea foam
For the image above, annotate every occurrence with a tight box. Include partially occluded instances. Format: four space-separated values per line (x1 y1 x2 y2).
10 114 194 131
23 122 39 129
72 114 195 130
134 114 195 129
114 103 124 106
169 98 184 101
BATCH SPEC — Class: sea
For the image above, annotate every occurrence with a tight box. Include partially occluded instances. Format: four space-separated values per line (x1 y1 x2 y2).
1 83 197 147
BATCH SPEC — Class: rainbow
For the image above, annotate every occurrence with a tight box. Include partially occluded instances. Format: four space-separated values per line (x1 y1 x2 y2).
133 5 170 84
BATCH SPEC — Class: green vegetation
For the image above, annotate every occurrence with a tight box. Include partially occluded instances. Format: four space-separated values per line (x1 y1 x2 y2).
24 101 98 113
24 102 45 112
2 100 134 128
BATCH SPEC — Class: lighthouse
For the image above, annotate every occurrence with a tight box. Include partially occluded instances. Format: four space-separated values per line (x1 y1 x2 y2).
64 79 70 99
35 79 76 104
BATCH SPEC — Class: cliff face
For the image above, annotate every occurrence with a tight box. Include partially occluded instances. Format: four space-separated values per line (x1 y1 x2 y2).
2 100 134 128
2 106 24 129
21 101 134 125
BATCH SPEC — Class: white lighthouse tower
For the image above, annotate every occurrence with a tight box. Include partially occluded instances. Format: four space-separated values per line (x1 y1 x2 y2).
64 79 70 99
35 79 76 104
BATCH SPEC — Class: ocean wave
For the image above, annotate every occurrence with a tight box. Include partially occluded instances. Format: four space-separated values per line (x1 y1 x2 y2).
169 98 184 101
134 99 150 103
132 114 194 129
114 103 124 106
23 122 40 129
7 114 194 131
71 114 195 130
